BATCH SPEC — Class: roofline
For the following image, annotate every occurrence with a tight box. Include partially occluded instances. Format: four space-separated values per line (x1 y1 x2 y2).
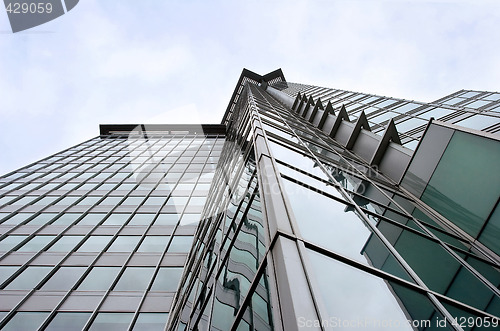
221 68 286 124
99 124 226 136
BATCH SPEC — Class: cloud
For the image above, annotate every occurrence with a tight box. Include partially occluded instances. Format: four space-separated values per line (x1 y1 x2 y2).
1 0 500 175
98 46 193 82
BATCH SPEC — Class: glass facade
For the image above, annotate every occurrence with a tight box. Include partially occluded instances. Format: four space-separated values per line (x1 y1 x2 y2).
275 82 500 148
1 69 499 330
0 125 224 330
168 72 499 330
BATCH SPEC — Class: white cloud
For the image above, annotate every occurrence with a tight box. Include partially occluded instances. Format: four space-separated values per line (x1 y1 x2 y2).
1 0 500 175
99 46 194 82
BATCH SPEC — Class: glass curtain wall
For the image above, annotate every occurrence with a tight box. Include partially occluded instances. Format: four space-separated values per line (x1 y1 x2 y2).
0 128 224 330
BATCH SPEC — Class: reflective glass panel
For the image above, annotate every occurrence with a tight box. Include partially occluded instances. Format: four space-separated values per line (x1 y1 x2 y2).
45 312 92 331
0 235 28 252
77 236 113 252
421 131 500 238
113 267 155 291
102 213 129 225
282 179 413 281
5 266 52 289
378 221 499 314
26 213 58 225
137 236 170 252
77 267 121 290
77 213 106 225
107 236 141 252
1 312 49 331
128 213 156 225
41 267 86 291
51 213 80 225
150 267 183 291
132 313 169 331
88 313 134 331
47 236 84 252
306 249 451 330
168 236 193 253
17 235 56 252
478 202 500 256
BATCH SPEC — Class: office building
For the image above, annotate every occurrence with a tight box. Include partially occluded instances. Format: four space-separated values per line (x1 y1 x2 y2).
0 69 499 330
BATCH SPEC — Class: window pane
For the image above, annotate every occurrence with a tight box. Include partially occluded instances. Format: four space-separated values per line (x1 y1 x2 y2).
478 203 500 256
154 213 179 225
26 213 58 225
379 221 498 314
107 236 141 252
421 131 500 238
17 236 56 252
150 267 183 291
51 213 80 225
77 236 113 252
167 236 193 253
132 313 169 331
41 267 86 291
454 114 498 131
2 312 50 331
88 313 134 331
47 236 84 252
1 213 32 225
128 213 156 225
137 236 170 252
0 266 19 285
77 267 120 291
113 267 155 291
0 235 28 252
45 312 91 331
306 249 450 330
77 213 106 225
5 266 52 289
282 179 412 281
102 213 130 225
143 197 166 205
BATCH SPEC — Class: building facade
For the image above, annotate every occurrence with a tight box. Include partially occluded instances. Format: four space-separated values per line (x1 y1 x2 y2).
0 69 499 330
0 124 225 330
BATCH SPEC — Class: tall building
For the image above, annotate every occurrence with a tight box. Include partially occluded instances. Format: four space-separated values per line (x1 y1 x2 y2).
0 69 499 330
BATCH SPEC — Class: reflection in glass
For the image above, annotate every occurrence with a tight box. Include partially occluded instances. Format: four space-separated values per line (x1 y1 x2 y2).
45 312 91 331
234 271 274 331
113 267 155 291
137 236 170 252
78 267 120 291
1 312 49 331
151 267 183 291
107 236 141 252
0 266 19 285
5 266 52 289
17 235 55 252
168 236 194 253
307 249 452 330
378 221 500 315
41 266 86 291
421 131 500 239
78 213 106 225
88 313 134 331
77 236 112 252
47 236 84 252
0 235 28 252
132 313 169 331
282 179 413 281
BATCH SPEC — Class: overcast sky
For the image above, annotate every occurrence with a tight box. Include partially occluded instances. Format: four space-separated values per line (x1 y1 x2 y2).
1 0 499 175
